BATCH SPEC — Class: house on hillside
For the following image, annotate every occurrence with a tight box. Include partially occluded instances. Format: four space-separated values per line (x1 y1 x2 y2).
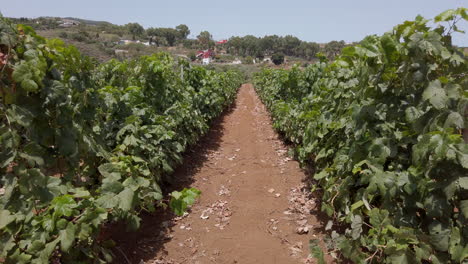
59 19 80 27
215 40 228 55
197 50 215 65
118 40 142 45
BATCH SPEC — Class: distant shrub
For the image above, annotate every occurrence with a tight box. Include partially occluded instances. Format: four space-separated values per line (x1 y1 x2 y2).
214 54 234 63
188 51 197 61
126 43 146 52
58 31 68 38
243 56 254 64
271 53 284 65
70 31 90 42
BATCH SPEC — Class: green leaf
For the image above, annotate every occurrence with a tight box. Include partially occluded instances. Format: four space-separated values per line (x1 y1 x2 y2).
26 240 44 254
101 178 124 194
171 191 182 200
0 210 16 229
369 208 390 227
71 188 91 198
422 80 448 109
460 200 468 219
444 112 464 129
449 227 462 259
450 245 468 263
314 170 329 180
123 176 150 191
6 105 34 127
380 34 398 61
51 195 77 217
169 188 201 216
424 193 449 218
18 142 46 166
12 62 40 92
182 188 201 206
351 214 363 240
59 222 76 252
38 238 59 263
98 163 122 178
118 188 135 211
96 193 119 209
309 239 326 264
79 207 108 228
388 250 413 264
415 244 432 262
351 200 364 211
126 214 141 231
405 107 423 123
435 9 456 22
459 177 468 190
21 79 39 92
428 220 450 251
11 251 32 264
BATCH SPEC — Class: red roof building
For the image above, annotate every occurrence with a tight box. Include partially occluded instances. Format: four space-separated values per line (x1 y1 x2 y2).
196 50 215 59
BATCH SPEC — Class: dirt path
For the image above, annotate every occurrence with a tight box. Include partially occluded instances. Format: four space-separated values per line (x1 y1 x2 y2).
114 84 330 264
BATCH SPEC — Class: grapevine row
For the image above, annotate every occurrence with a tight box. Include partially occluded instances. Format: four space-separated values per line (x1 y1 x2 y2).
254 9 468 263
0 17 242 263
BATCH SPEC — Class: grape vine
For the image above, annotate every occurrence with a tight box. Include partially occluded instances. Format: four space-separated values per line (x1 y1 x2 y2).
0 17 242 263
255 8 468 263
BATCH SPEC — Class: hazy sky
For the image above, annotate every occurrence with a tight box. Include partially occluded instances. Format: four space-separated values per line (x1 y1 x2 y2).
2 0 467 45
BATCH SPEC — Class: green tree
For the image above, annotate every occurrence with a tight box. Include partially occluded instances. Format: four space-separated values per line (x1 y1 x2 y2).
160 28 179 46
254 50 265 61
324 40 346 60
297 42 320 60
197 31 213 49
259 35 280 55
147 27 182 46
176 24 190 39
226 36 243 55
271 53 284 65
153 36 169 47
281 35 301 55
181 39 198 49
125 23 144 40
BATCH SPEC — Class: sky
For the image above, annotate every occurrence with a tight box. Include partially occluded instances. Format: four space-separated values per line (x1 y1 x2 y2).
1 0 467 46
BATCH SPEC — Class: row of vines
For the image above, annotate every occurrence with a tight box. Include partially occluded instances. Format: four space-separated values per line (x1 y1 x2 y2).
254 9 468 263
0 17 242 263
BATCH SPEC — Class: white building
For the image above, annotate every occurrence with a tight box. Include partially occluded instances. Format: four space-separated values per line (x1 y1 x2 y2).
202 58 211 65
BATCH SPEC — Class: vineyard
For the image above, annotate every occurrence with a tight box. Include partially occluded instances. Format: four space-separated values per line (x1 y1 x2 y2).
0 17 242 263
254 9 468 263
1 6 468 264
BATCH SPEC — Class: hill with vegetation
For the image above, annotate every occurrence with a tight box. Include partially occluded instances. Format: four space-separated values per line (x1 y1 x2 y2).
7 16 355 64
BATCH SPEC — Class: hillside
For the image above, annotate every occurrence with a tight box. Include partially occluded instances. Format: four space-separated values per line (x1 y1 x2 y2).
7 16 346 65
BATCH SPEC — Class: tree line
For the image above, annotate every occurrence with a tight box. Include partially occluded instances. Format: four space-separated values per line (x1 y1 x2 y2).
225 35 348 60
9 17 349 60
125 24 350 60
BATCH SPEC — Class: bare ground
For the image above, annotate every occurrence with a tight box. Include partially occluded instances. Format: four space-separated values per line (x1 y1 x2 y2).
112 84 333 264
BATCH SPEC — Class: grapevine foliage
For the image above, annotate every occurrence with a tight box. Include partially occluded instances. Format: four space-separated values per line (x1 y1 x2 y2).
0 17 242 263
254 8 468 263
